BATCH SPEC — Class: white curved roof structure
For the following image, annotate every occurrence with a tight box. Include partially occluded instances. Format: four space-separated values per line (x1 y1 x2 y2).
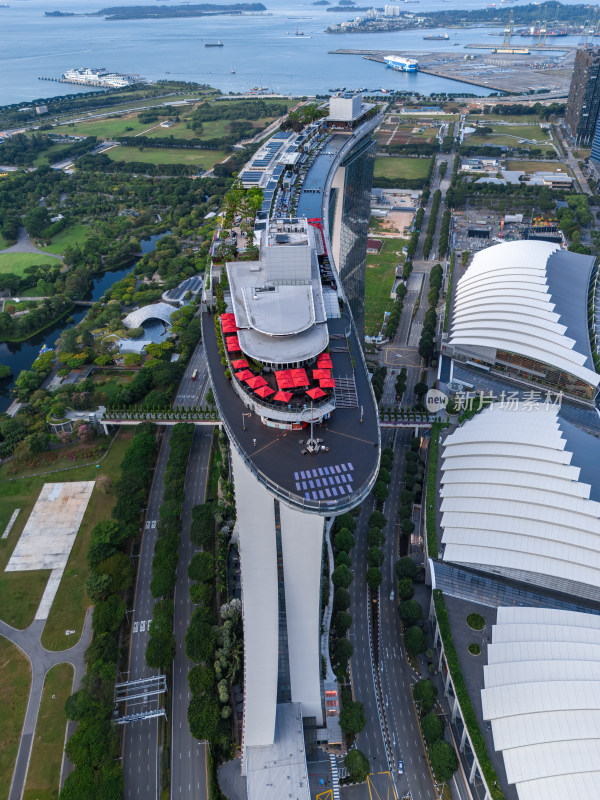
482 606 600 800
449 240 599 389
122 302 175 329
440 403 600 596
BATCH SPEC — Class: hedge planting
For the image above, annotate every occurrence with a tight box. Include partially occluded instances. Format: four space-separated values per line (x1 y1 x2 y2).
425 422 445 558
433 590 504 800
146 423 194 670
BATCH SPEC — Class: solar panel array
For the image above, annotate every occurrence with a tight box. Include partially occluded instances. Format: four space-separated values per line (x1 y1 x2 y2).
293 463 355 501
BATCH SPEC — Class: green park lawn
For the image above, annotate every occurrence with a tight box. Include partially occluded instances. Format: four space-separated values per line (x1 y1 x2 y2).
53 114 152 140
23 663 74 800
40 222 90 254
105 145 228 169
0 252 61 277
506 159 571 174
33 143 77 167
0 429 134 644
0 637 31 800
0 231 9 249
374 156 432 182
365 237 408 336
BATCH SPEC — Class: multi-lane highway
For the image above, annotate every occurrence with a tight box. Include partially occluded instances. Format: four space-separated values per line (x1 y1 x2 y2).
123 338 211 800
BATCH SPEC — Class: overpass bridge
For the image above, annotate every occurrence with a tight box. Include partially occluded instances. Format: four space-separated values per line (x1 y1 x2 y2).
100 408 433 433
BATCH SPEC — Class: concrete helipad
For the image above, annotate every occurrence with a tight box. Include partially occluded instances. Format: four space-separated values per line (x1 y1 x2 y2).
5 482 95 620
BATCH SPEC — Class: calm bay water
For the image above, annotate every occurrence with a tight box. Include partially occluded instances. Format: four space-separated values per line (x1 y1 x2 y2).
0 0 520 104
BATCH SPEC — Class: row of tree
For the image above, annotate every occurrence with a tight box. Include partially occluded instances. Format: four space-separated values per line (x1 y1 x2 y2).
186 432 239 760
406 207 425 260
418 263 443 365
146 423 195 667
423 189 442 260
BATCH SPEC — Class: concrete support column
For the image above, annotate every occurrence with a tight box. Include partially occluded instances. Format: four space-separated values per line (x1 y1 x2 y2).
438 648 444 674
469 758 478 785
451 694 459 723
280 502 325 726
460 726 467 753
445 669 452 698
231 449 279 758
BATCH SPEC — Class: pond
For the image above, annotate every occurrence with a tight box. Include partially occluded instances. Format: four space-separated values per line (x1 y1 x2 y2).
0 234 163 412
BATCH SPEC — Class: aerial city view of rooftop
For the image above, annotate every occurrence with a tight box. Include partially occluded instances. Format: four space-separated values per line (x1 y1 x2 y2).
3 0 600 799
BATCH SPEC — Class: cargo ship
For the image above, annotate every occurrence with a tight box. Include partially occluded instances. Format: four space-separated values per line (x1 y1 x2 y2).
383 55 418 72
423 33 449 40
205 40 224 47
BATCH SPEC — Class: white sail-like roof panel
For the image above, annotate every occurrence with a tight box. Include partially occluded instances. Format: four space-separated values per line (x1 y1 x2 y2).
481 607 600 800
440 404 600 590
448 240 599 387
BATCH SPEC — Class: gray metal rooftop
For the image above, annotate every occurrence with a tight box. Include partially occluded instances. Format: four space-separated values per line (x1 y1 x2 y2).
245 703 310 800
546 249 596 373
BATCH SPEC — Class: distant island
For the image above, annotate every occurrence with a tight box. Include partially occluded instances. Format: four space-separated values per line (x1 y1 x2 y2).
312 0 330 5
93 2 267 19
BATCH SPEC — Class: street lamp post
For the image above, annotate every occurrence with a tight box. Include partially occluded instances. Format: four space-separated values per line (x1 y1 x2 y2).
242 412 251 431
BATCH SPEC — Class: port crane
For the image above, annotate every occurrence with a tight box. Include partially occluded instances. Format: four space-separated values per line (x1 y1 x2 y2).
502 10 514 46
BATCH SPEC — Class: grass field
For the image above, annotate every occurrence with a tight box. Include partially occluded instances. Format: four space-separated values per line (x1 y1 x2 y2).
53 114 152 140
374 156 432 181
365 237 407 336
23 663 74 800
506 160 572 174
33 143 77 167
40 428 135 650
0 252 61 277
0 636 31 800
40 223 90 254
0 232 9 249
0 429 134 643
470 114 540 124
105 145 228 169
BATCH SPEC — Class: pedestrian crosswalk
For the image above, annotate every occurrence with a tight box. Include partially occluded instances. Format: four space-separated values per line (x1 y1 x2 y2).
329 754 340 800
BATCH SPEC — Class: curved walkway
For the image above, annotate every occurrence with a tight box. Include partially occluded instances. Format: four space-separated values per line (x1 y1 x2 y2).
2 607 93 800
0 226 61 259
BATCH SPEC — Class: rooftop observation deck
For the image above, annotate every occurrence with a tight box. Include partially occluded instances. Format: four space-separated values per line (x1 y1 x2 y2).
203 112 382 514
203 309 379 514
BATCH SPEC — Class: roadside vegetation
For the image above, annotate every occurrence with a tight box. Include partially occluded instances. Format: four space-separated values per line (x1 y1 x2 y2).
60 423 159 799
23 663 74 800
0 636 31 800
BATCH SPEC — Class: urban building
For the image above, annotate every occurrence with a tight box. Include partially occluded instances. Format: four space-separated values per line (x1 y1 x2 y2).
204 97 381 799
590 112 600 166
565 47 600 146
442 240 600 404
482 606 600 800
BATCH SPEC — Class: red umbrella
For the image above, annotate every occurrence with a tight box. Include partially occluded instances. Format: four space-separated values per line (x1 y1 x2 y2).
247 375 268 389
291 368 309 387
232 359 249 369
306 387 326 400
235 369 254 381
317 354 332 364
319 377 336 388
222 322 238 333
226 338 240 352
313 368 331 379
221 313 236 322
273 390 293 402
255 384 275 399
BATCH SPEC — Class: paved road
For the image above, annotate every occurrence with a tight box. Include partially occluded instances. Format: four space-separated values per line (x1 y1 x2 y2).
123 338 211 800
553 125 592 194
170 425 213 800
0 225 61 258
3 609 93 800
